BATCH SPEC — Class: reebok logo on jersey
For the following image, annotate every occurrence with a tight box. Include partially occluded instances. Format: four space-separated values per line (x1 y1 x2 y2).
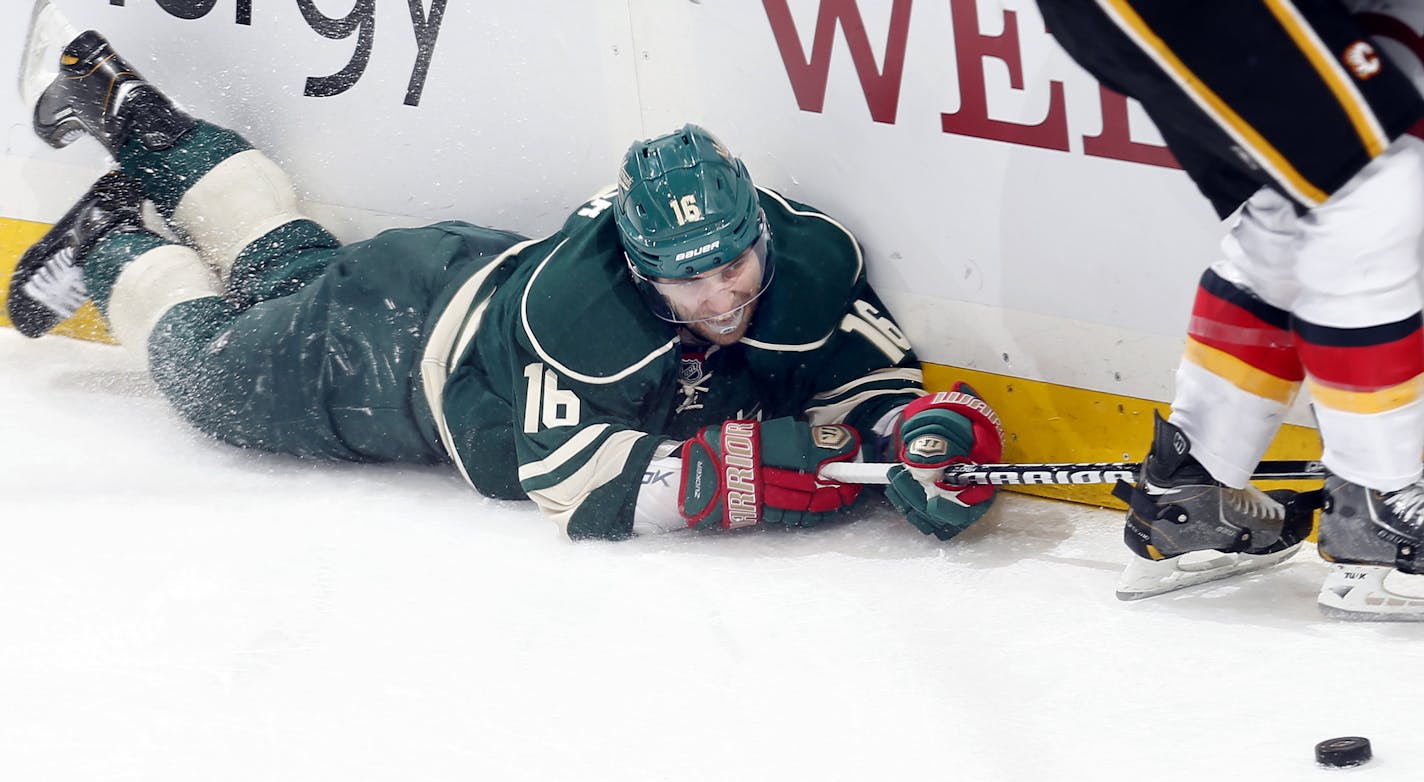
721 421 760 528
1344 40 1381 80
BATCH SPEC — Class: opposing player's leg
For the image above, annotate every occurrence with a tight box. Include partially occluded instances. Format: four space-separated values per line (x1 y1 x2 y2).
1115 412 1316 600
1115 186 1319 599
1291 135 1424 619
1039 2 1326 596
1039 0 1424 603
1316 471 1424 620
1159 93 1424 613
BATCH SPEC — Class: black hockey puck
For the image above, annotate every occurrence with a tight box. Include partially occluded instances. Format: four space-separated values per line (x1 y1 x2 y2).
1315 736 1372 768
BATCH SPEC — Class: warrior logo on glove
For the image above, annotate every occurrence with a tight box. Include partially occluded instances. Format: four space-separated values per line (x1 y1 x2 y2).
906 435 950 460
680 417 863 530
720 421 760 528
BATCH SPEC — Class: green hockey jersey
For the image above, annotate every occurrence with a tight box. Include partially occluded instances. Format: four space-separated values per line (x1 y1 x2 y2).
423 187 925 540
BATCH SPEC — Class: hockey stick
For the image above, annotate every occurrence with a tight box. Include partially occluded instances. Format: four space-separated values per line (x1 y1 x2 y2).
820 459 1325 487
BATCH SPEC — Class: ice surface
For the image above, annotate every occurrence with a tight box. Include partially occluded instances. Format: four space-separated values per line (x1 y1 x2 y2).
2 329 1422 781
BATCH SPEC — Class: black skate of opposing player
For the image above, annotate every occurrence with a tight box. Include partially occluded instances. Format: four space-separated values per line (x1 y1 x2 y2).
1317 471 1424 619
1111 412 1317 600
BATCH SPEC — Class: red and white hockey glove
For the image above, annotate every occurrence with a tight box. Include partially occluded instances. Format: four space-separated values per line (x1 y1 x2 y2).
885 383 1004 540
680 417 862 529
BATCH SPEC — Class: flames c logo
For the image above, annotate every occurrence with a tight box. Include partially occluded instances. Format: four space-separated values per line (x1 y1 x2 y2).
1344 40 1382 80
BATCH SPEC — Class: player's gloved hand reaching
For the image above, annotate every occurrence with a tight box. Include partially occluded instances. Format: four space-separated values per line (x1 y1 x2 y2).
680 417 862 529
885 383 1004 540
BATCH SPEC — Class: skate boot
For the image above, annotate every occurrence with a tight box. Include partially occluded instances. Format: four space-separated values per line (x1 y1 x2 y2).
6 170 146 338
1111 411 1317 600
1317 472 1424 620
33 29 194 153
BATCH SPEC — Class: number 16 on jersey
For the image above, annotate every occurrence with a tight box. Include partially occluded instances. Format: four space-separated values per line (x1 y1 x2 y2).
522 363 581 432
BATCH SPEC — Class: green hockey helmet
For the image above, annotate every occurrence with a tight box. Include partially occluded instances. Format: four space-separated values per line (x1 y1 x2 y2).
615 124 775 327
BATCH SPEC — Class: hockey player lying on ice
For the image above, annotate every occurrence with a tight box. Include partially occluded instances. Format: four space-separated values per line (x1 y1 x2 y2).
7 17 1002 543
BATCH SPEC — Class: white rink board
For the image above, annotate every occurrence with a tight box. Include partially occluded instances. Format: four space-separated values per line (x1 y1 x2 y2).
12 0 1422 426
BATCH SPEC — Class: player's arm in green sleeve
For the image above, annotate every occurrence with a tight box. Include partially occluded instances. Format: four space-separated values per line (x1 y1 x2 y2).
800 281 926 462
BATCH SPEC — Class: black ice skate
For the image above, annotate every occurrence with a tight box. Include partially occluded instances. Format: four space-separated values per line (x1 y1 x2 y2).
33 29 194 153
1317 472 1424 620
1111 411 1317 600
6 170 145 338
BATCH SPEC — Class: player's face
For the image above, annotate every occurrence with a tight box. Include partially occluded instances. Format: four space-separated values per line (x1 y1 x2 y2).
655 245 764 344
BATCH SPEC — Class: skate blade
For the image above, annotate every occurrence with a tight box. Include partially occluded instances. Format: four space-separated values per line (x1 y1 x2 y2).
19 0 79 110
1116 544 1301 601
1318 564 1424 621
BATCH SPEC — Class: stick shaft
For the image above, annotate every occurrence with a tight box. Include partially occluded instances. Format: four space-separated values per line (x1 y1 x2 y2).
820 460 1325 486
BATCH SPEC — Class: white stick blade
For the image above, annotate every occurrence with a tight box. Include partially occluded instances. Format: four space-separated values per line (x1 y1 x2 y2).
20 1 80 110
